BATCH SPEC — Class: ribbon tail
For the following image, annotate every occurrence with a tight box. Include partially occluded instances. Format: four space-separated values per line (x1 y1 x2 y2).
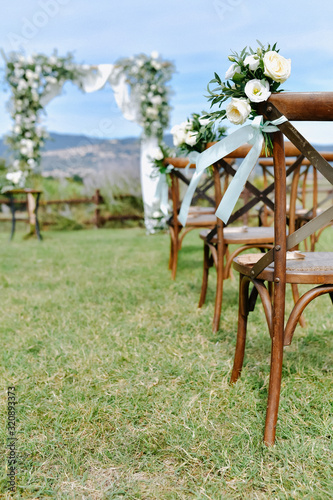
178 169 204 226
215 135 264 223
160 176 169 216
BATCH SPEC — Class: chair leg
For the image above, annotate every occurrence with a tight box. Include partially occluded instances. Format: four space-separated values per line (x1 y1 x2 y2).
230 274 250 383
171 238 179 280
168 235 173 270
263 295 285 446
198 242 210 308
212 241 225 333
169 226 179 280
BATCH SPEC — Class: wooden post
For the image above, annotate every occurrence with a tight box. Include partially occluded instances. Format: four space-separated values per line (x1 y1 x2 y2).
93 189 103 228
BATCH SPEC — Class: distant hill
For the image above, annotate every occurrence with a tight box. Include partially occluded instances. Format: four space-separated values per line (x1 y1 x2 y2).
0 132 174 180
0 132 331 180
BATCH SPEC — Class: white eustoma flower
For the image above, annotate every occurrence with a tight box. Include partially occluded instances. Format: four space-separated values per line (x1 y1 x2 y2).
170 124 187 146
146 107 159 119
244 79 271 103
27 159 36 167
226 98 251 125
14 68 24 78
263 51 291 83
17 80 28 91
150 95 163 106
45 76 58 84
185 131 199 147
152 61 162 71
151 147 164 161
244 55 260 71
199 117 211 126
25 69 37 80
225 63 241 80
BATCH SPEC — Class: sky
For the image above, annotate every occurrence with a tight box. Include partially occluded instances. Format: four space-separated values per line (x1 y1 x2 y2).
1 0 333 143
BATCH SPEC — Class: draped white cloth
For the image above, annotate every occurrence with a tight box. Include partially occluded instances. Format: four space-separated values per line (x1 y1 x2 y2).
41 63 165 233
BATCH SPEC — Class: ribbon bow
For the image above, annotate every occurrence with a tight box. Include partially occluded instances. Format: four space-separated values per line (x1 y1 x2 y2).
178 115 287 226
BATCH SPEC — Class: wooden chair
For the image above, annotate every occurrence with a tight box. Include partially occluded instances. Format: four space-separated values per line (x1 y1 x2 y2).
164 157 227 279
260 156 333 249
198 142 303 333
230 92 333 445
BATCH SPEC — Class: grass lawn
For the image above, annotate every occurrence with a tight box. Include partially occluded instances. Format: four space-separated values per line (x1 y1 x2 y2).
0 227 332 499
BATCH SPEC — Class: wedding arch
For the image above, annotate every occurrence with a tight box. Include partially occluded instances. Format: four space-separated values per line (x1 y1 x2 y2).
2 50 175 232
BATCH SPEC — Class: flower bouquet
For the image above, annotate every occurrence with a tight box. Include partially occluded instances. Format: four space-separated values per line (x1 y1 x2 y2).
170 112 227 154
205 41 291 152
177 42 291 226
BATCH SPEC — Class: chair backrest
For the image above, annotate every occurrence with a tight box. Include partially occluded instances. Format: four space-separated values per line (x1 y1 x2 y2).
249 92 333 278
164 156 233 226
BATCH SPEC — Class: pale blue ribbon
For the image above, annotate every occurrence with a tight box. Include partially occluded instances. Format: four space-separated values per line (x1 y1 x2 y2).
154 166 173 216
178 115 288 225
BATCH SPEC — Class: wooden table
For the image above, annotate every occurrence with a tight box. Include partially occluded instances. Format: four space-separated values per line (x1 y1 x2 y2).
3 189 43 241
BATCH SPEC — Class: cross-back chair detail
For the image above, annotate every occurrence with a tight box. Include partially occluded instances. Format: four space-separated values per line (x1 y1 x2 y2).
230 92 333 445
165 157 230 279
198 142 304 333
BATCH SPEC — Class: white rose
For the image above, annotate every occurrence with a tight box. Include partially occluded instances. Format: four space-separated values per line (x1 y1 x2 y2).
244 54 260 71
225 63 241 80
151 147 164 161
263 51 291 83
226 98 251 125
244 79 271 103
185 131 199 147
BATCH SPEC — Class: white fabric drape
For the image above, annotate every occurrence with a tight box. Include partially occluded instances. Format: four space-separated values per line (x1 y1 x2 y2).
75 64 164 232
39 63 166 232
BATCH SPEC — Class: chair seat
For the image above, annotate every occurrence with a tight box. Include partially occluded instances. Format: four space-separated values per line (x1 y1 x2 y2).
233 252 333 284
200 226 275 244
188 206 215 214
185 213 217 227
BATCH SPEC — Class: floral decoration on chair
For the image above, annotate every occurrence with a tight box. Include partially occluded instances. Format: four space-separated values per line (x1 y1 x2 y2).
205 41 291 151
170 113 227 154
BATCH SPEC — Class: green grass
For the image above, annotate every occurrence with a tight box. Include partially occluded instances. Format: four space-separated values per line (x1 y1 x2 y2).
0 227 332 499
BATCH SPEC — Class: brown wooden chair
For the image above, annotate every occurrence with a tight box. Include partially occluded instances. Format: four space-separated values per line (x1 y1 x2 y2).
230 92 333 445
260 156 333 249
164 157 230 279
198 142 303 333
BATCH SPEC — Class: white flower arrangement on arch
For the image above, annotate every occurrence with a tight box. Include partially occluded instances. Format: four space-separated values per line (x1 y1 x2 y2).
115 52 175 140
4 51 82 183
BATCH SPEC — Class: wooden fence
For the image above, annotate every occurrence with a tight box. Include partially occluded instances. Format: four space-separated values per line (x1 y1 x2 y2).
0 189 143 228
